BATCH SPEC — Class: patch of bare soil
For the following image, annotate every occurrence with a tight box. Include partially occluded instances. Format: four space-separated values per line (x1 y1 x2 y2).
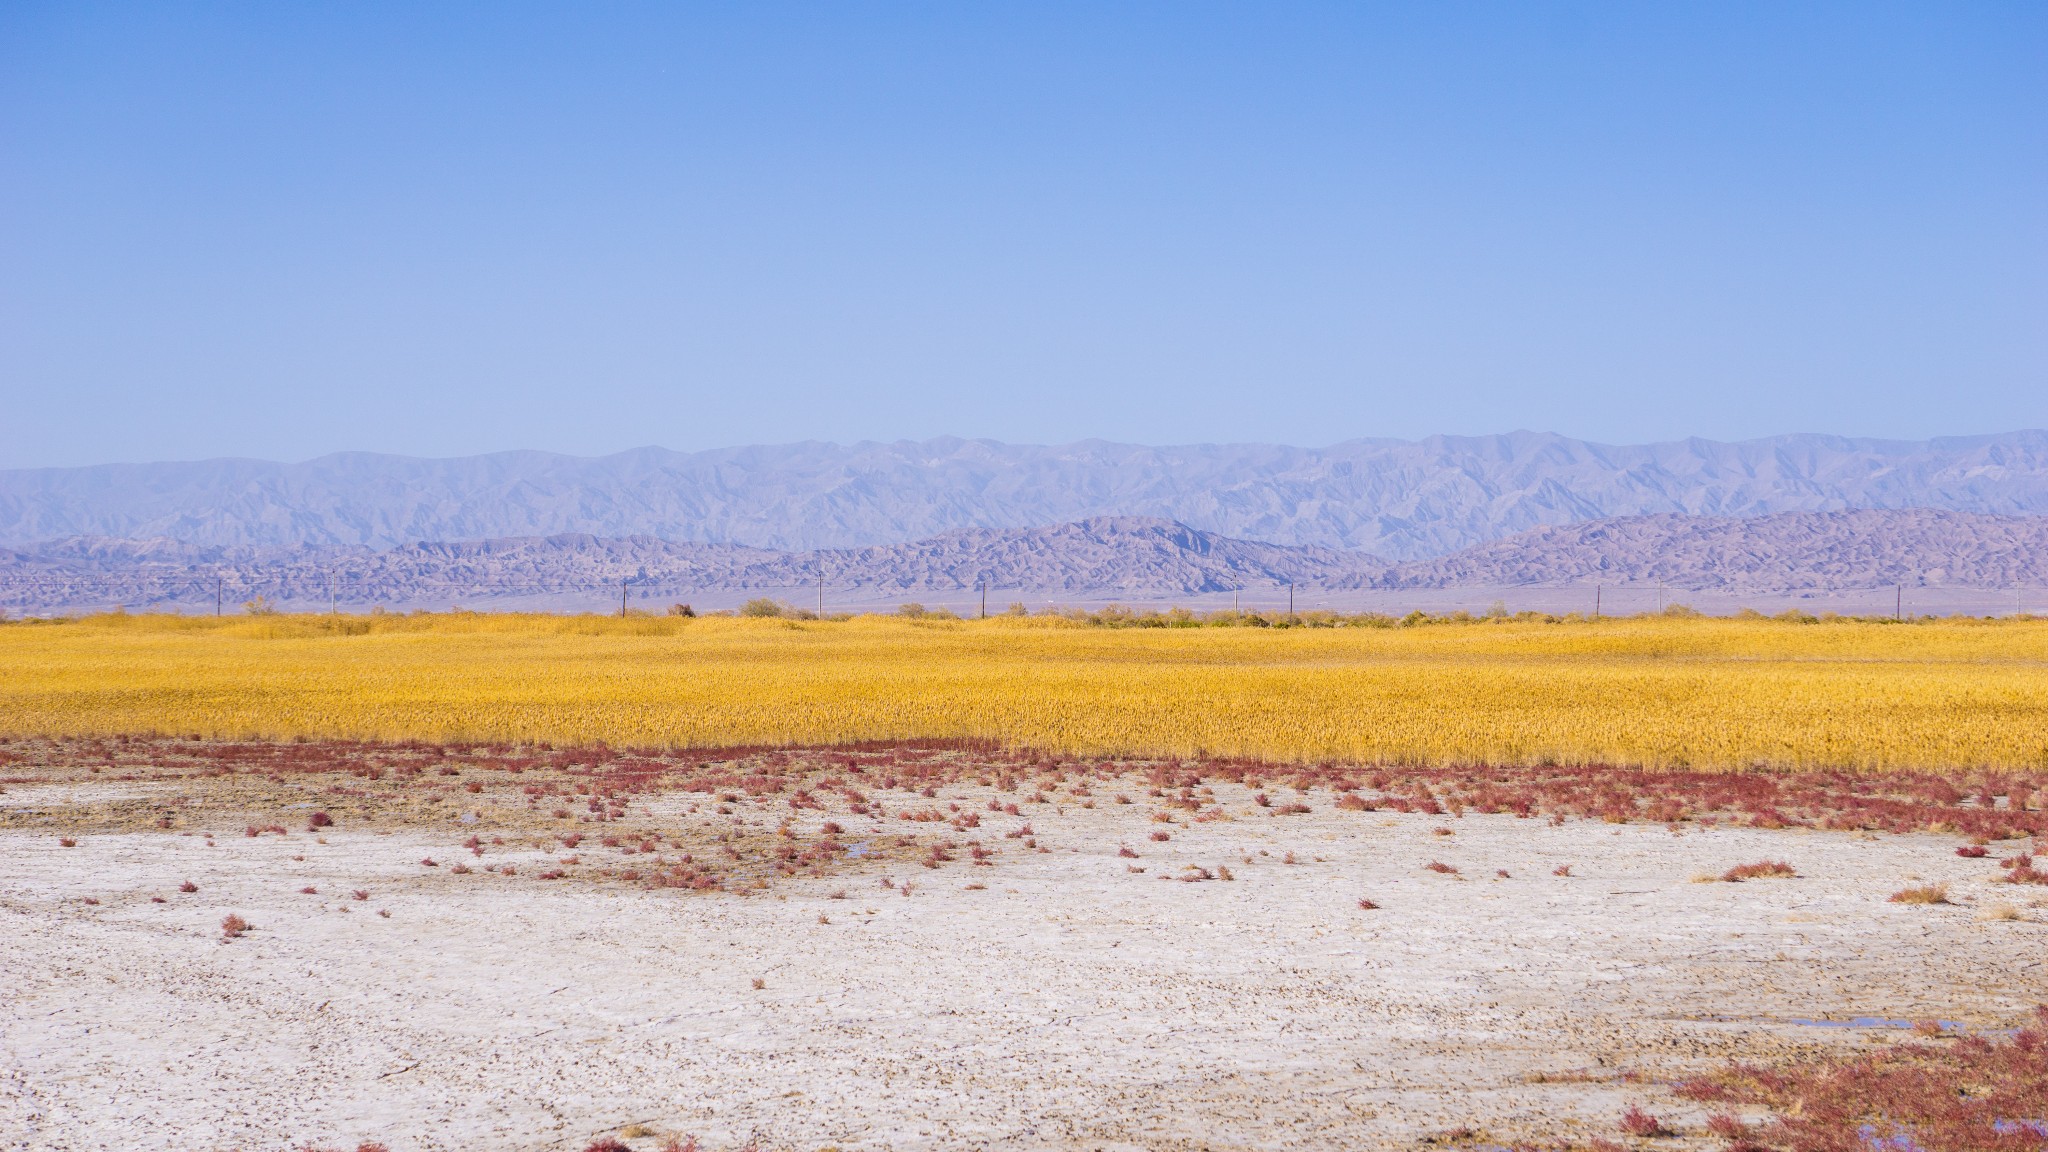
1 740 2044 1151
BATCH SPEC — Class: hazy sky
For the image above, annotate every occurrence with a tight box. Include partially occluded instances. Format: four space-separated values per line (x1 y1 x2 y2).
2 3 2043 468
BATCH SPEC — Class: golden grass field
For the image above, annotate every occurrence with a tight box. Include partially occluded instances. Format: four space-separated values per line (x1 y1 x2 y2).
3 611 2045 771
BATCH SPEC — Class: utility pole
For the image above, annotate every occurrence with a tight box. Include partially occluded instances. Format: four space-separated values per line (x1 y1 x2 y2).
215 577 222 617
620 578 628 618
817 564 825 617
1594 584 1601 620
1288 582 1295 619
1896 584 1902 621
979 580 987 619
329 575 336 615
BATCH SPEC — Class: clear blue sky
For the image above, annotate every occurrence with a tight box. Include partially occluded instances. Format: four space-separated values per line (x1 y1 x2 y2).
1 2 2042 468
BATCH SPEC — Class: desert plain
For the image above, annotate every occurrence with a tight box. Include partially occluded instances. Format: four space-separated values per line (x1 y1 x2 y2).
3 736 2043 1152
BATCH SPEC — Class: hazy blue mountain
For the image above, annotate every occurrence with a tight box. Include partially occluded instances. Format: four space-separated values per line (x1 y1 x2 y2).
6 509 2042 611
0 518 1381 608
4 431 2047 561
1358 509 2048 593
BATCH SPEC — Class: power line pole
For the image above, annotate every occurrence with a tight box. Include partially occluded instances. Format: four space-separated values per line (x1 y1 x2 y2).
979 580 987 619
215 577 222 618
1288 582 1295 619
1594 584 1601 620
1895 584 1902 621
817 564 825 617
620 578 628 618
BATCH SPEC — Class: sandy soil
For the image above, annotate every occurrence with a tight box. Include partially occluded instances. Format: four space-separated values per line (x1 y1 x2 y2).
3 776 2043 1152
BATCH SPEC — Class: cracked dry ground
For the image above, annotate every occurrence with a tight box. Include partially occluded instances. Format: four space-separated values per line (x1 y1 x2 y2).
1 739 2043 1151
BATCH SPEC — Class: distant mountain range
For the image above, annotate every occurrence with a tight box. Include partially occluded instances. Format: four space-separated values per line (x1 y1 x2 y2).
1354 508 2048 594
5 510 2042 609
0 518 1377 606
6 431 2048 561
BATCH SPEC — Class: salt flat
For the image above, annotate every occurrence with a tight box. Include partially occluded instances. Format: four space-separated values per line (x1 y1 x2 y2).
3 778 2040 1152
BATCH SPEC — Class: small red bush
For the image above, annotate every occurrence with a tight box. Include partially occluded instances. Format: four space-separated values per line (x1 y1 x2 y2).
220 913 250 939
1619 1106 1669 1137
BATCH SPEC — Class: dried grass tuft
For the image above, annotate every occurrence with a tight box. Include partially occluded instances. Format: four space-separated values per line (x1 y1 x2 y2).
1890 883 1950 905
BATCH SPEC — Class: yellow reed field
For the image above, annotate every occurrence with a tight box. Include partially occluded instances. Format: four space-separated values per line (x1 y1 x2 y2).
2 612 2045 771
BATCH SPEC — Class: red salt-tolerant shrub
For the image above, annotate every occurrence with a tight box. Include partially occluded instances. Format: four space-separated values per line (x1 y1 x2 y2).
561 834 582 848
1357 898 1381 910
307 811 333 828
300 886 318 894
1678 1005 2048 1152
2002 861 2048 885
1705 1113 1750 1139
1553 864 1572 876
1957 845 1989 857
1150 831 1171 842
220 913 249 939
351 889 369 901
1335 793 1371 811
1118 847 1139 858
820 821 843 834
583 1139 631 1152
1619 1106 1669 1137
1426 861 1458 874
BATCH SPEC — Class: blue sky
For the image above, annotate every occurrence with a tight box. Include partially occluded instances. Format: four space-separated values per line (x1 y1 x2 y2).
1 2 2042 467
